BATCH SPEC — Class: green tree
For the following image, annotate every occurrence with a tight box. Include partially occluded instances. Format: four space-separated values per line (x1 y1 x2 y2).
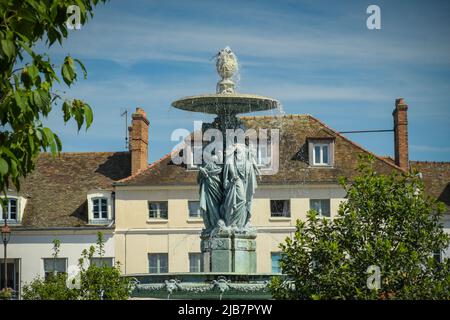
270 156 450 300
0 0 106 198
23 232 132 300
77 232 132 300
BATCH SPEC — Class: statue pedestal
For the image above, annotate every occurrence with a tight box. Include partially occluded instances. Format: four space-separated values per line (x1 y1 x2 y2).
201 233 257 273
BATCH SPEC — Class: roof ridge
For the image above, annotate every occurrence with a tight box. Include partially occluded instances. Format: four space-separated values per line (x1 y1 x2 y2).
40 151 129 155
411 160 450 164
239 114 309 120
307 115 406 173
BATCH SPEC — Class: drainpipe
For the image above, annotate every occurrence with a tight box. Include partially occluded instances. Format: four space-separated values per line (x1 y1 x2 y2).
124 229 130 274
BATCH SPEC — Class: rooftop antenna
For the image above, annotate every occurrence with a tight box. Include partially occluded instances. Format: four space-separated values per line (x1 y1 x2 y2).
120 109 129 150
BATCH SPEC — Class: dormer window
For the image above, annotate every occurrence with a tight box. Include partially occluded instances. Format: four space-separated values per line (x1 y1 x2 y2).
308 138 334 167
87 191 113 224
0 196 25 224
1 198 17 221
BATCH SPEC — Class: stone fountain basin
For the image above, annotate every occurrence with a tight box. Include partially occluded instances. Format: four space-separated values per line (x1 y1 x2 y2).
172 93 280 115
126 272 284 300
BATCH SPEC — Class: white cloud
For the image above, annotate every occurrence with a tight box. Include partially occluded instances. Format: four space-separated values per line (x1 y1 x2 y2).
42 5 450 68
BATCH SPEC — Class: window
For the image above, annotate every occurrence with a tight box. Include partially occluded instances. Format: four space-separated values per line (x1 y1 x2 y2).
188 201 201 218
0 198 18 221
148 253 168 274
189 253 203 272
308 139 334 166
271 252 282 273
313 143 329 165
87 192 112 224
270 200 290 217
433 251 442 263
92 198 108 220
310 199 331 217
43 258 67 279
90 257 114 267
148 201 168 219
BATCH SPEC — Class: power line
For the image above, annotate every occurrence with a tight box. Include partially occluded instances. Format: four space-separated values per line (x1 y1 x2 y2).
338 129 394 134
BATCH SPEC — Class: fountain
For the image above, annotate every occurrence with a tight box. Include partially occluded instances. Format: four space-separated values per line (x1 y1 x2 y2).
172 47 280 274
129 47 284 299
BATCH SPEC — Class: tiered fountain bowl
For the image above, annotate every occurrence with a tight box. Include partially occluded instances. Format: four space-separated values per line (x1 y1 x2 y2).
172 93 279 115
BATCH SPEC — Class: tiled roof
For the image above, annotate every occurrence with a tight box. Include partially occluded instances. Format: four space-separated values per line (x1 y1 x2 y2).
410 161 450 213
17 152 131 228
116 114 404 186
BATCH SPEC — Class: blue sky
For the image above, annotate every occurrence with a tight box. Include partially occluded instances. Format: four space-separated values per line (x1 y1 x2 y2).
41 0 450 162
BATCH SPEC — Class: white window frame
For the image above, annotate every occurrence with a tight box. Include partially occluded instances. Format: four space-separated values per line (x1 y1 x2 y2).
43 257 68 279
87 191 113 224
92 197 108 220
270 199 291 217
308 139 334 167
0 195 25 225
310 199 331 217
148 201 168 220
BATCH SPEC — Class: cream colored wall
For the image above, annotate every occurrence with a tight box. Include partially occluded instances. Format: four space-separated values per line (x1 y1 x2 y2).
114 184 346 274
6 230 115 297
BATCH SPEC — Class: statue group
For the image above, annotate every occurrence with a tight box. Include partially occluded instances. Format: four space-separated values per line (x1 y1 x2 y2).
198 143 260 237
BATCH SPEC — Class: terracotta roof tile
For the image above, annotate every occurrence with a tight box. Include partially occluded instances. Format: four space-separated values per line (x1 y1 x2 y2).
17 152 130 228
116 115 403 186
410 161 450 213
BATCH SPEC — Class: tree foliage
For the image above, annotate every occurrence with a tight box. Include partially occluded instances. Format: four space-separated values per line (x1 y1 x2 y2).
76 232 132 300
22 232 132 300
0 0 106 197
270 155 450 300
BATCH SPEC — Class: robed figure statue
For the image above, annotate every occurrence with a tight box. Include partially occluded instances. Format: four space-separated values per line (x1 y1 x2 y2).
222 144 260 230
198 152 223 234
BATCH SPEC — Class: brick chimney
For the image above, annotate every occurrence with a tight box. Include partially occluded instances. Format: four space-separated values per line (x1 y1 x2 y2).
393 98 409 171
130 107 149 175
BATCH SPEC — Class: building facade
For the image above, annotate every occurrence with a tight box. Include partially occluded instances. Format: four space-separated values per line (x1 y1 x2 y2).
1 152 130 297
2 100 449 298
113 100 450 276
